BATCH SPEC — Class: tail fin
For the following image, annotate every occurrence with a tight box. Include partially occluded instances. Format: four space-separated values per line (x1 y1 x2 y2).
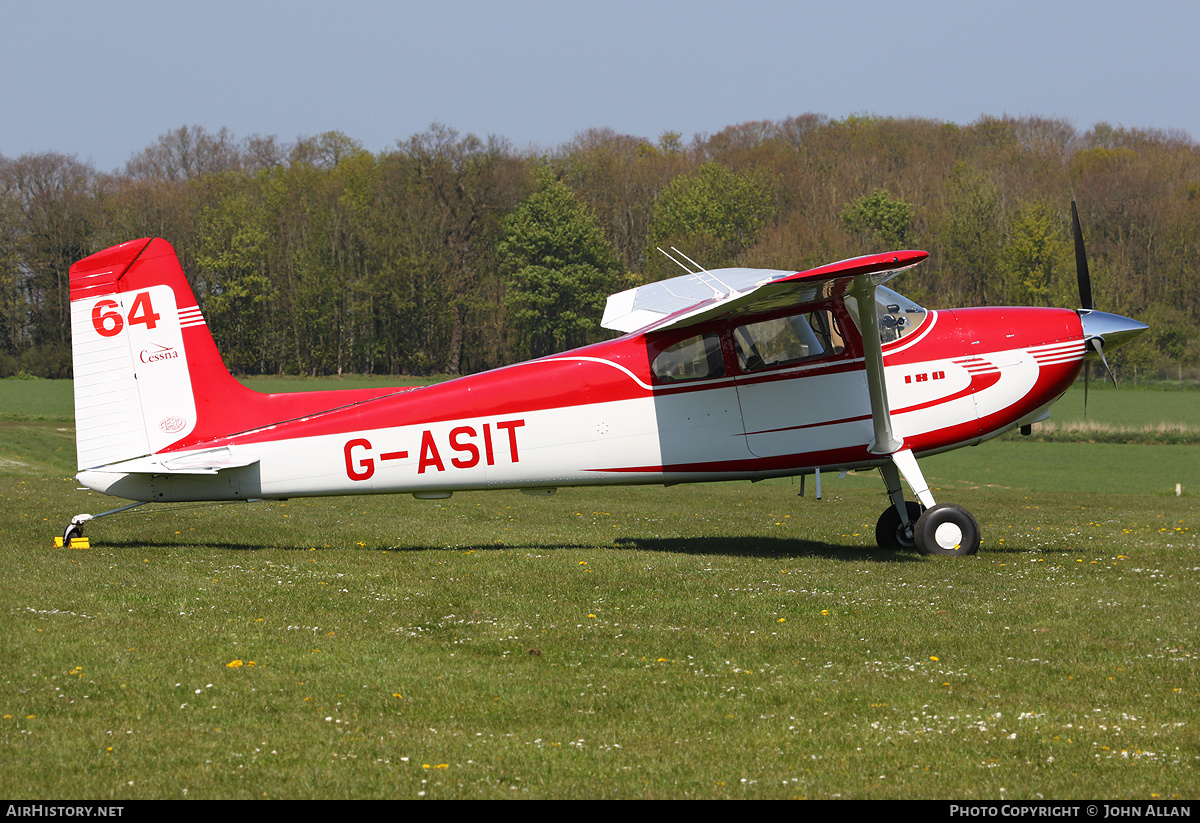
70 238 238 469
70 239 403 471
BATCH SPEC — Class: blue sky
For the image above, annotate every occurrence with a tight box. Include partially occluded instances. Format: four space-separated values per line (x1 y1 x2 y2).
4 0 1198 172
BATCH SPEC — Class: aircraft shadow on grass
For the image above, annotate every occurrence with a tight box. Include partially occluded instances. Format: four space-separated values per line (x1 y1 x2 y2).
94 533 927 562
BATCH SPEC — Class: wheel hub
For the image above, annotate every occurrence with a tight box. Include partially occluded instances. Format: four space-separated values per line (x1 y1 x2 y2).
933 522 963 550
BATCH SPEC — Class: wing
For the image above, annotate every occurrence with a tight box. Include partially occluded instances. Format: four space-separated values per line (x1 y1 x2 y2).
602 250 929 334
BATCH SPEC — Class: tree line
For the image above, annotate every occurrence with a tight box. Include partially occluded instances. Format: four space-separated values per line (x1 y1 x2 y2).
2 115 1198 381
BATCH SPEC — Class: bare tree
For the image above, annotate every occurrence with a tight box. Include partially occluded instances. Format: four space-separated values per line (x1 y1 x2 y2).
125 125 242 182
0 152 99 361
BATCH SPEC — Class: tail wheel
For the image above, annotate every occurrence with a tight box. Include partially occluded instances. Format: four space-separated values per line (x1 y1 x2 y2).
875 501 923 551
914 503 980 556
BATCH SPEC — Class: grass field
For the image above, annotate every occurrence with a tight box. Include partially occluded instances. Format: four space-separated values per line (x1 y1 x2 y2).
1 378 1197 799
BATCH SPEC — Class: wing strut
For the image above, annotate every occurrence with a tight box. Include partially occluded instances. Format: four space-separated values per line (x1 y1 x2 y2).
850 273 937 537
851 274 902 456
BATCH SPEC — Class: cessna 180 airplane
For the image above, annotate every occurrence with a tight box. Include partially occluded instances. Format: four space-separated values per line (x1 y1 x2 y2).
62 204 1147 555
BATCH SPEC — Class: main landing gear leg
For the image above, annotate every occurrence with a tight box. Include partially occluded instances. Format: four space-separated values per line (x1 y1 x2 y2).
875 450 926 551
874 449 980 556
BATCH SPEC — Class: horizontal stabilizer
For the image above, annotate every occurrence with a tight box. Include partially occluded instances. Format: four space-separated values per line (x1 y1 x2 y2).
88 448 259 475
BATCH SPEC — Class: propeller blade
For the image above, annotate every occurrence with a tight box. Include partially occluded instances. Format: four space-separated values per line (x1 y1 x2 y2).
1091 336 1118 387
1071 201 1094 311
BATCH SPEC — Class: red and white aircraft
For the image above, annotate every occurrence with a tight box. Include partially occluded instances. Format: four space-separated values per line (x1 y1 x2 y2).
63 209 1146 554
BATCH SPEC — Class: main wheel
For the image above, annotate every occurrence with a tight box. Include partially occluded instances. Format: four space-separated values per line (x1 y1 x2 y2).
62 524 83 545
914 503 980 556
875 501 922 551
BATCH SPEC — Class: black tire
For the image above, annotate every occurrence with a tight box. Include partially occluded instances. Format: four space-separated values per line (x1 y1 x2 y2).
914 503 980 556
875 501 923 551
63 524 82 545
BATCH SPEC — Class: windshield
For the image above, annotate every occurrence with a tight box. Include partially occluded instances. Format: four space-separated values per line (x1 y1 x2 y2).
843 286 927 344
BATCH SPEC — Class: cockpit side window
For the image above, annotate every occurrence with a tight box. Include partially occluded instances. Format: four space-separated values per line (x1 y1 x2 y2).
651 332 726 383
733 308 845 373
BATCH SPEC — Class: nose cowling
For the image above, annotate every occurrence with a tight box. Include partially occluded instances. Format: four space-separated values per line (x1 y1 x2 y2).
1078 309 1148 352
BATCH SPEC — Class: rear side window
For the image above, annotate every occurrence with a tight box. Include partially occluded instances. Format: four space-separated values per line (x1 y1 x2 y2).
651 333 725 383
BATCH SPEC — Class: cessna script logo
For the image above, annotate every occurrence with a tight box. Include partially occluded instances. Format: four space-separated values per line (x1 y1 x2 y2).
139 342 180 364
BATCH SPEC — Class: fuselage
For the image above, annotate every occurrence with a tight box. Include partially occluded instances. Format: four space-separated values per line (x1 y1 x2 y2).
77 296 1086 504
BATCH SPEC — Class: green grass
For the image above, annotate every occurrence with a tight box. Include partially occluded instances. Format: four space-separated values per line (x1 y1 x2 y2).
1 379 1198 799
1014 383 1200 444
0 377 75 421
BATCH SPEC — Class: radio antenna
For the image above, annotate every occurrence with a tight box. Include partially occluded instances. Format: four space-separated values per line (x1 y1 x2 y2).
656 247 733 298
671 247 707 273
656 247 696 273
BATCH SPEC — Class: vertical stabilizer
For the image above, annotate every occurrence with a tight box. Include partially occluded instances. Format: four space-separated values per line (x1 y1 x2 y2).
70 239 209 470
